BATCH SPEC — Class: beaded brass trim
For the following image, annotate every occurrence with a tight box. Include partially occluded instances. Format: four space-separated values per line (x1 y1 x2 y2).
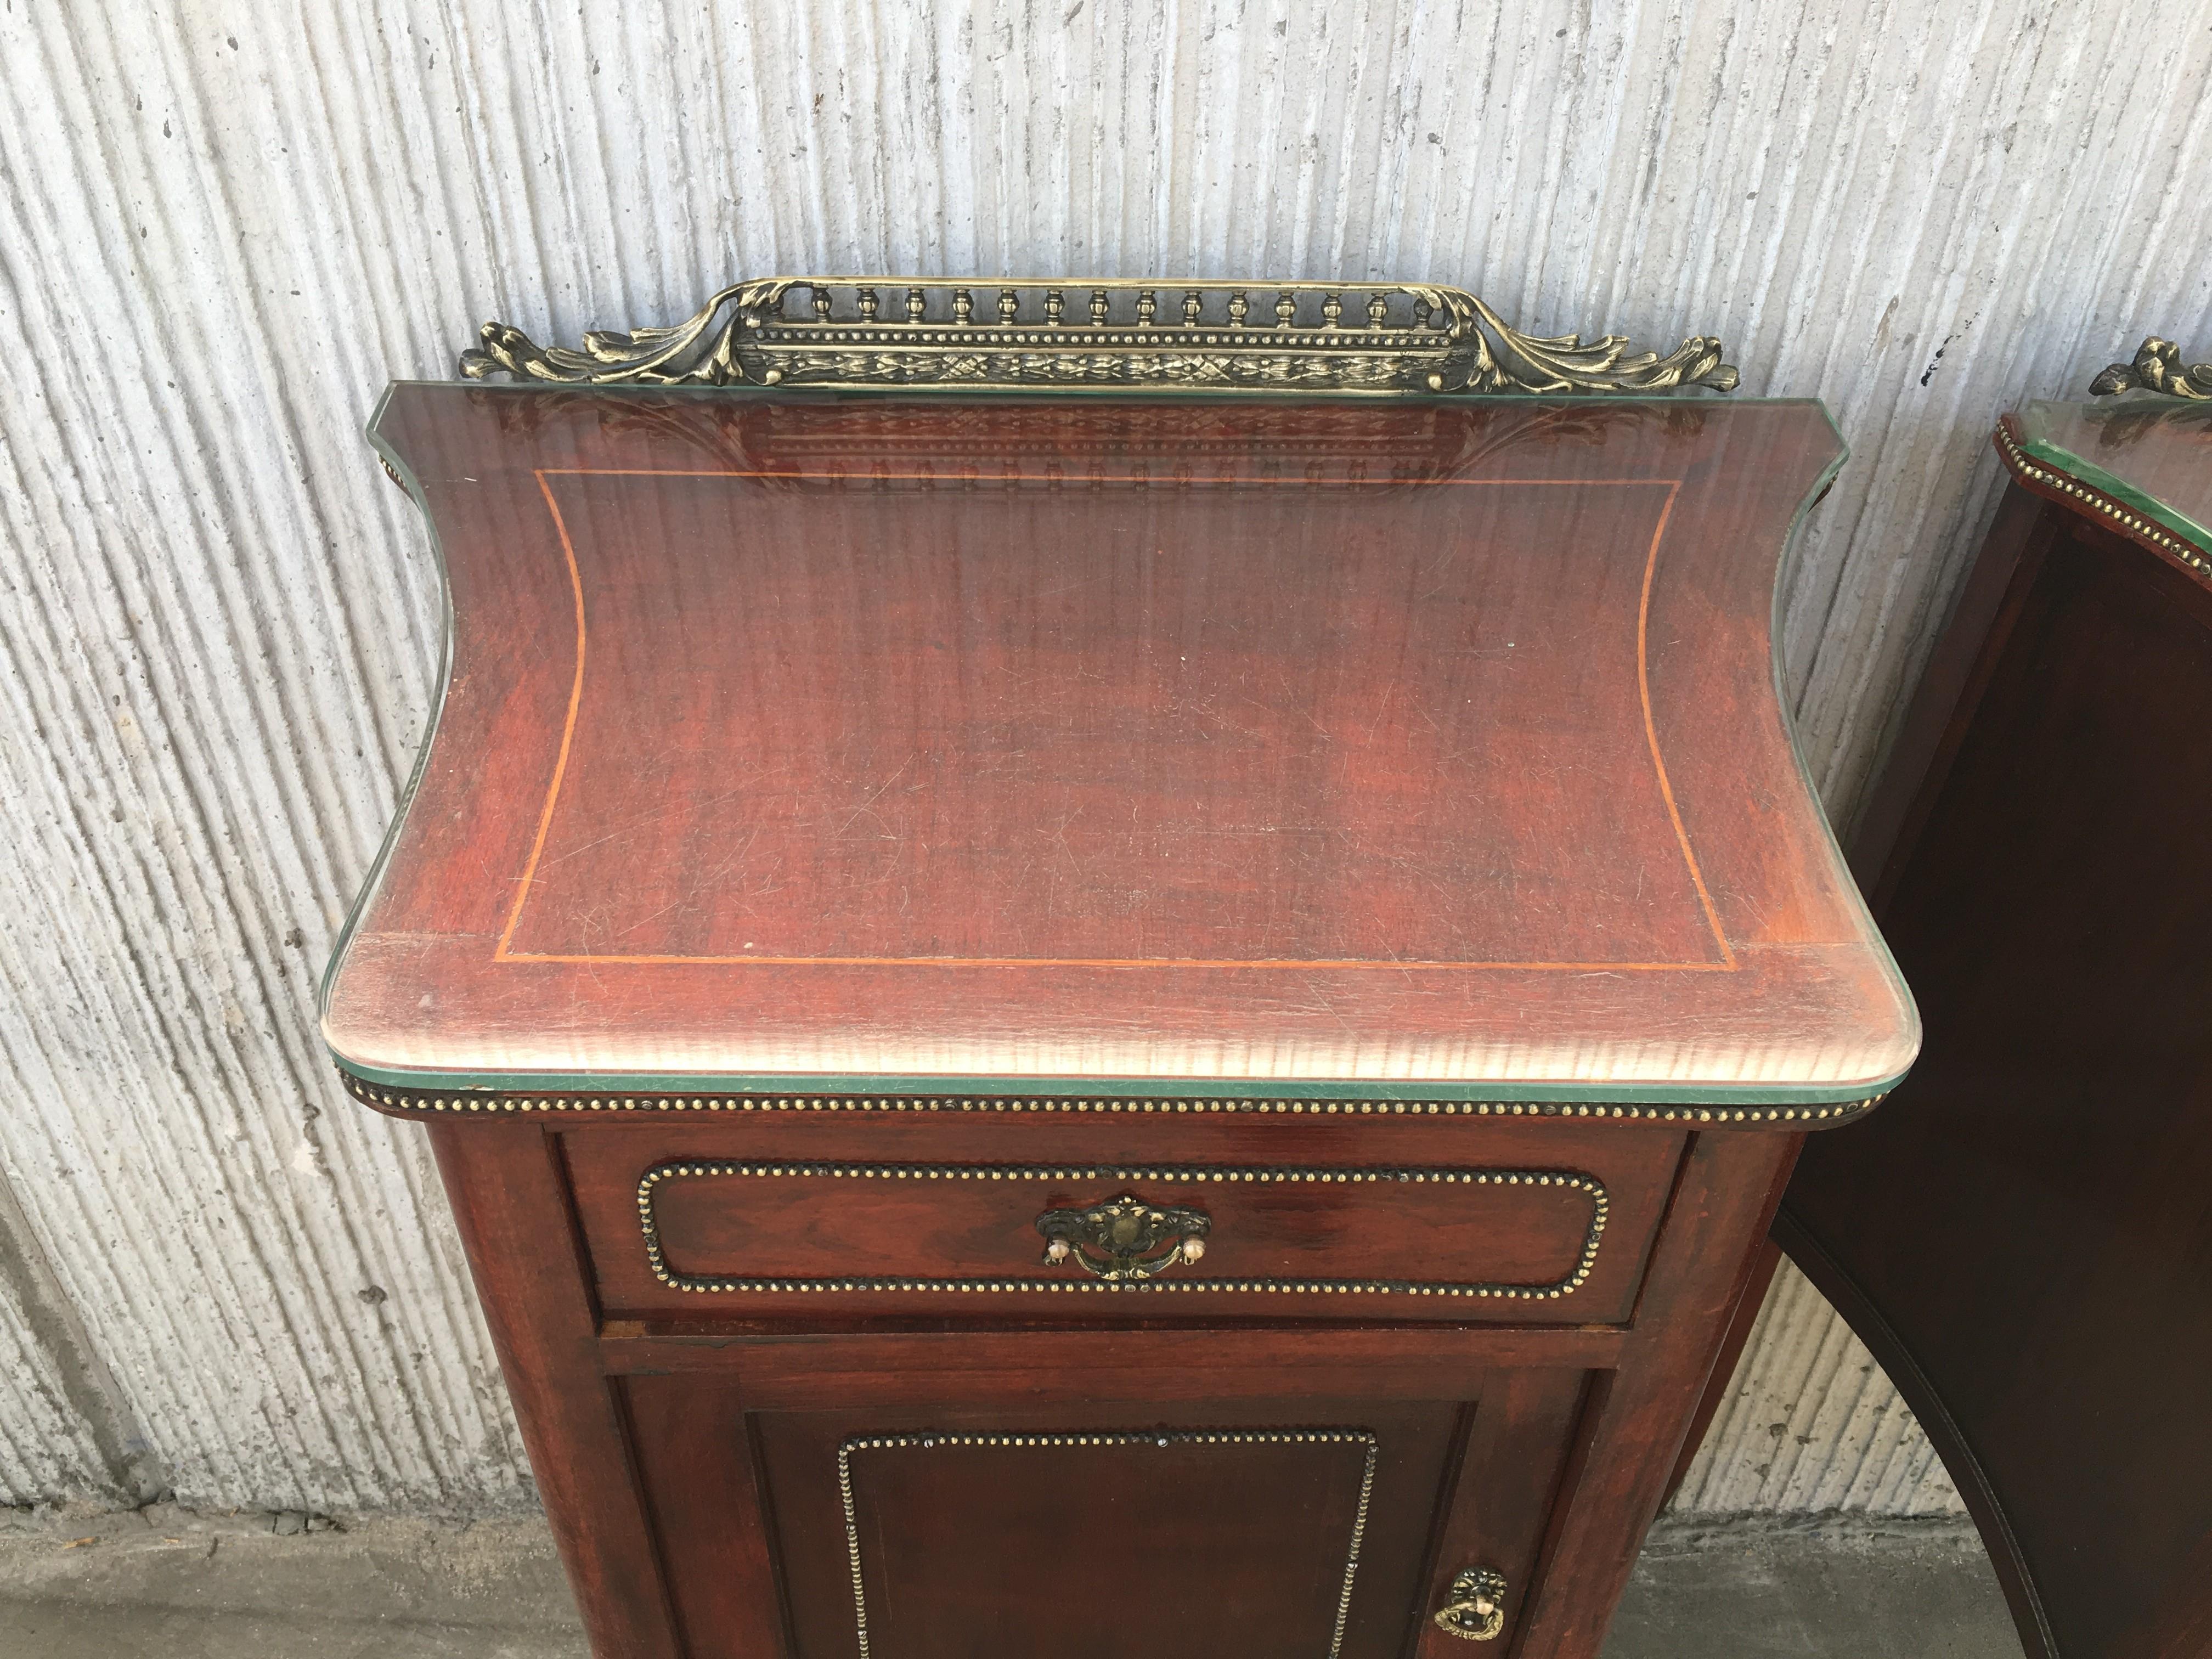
338 1071 1886 1127
837 1427 1378 1659
636 1159 1605 1300
460 275 1736 397
1994 418 2212 580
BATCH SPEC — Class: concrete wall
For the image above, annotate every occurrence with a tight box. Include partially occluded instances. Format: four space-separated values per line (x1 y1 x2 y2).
3 0 2205 1516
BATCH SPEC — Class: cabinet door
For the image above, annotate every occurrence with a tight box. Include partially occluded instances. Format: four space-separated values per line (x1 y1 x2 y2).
625 1341 1588 1659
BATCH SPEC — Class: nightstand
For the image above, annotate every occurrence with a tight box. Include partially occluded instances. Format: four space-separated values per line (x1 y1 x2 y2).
1790 353 2212 1659
326 276 1914 1659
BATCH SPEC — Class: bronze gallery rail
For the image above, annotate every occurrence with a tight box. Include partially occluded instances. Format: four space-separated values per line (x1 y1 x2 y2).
459 276 1738 397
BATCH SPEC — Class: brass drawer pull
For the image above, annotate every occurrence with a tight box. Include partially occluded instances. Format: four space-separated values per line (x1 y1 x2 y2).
1035 1195 1210 1281
1432 1567 1509 1641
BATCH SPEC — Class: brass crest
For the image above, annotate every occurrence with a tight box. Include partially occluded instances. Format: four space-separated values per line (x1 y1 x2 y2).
460 276 1737 397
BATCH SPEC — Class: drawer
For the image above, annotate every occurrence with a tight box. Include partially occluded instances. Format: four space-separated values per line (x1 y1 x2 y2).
566 1118 1684 1323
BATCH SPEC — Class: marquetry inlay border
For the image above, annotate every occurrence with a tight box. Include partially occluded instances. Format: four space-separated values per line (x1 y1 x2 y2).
635 1160 1607 1301
338 1072 1888 1128
499 466 1729 974
837 1428 1379 1659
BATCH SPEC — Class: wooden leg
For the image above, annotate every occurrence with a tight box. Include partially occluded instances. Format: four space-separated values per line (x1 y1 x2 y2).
430 1122 683 1659
1662 1232 1786 1507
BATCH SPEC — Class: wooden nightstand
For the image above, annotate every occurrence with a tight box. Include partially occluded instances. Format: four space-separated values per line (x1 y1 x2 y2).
1789 350 2212 1659
325 278 1915 1659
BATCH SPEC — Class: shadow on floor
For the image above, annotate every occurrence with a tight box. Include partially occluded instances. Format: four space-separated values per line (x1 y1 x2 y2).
0 1506 2019 1657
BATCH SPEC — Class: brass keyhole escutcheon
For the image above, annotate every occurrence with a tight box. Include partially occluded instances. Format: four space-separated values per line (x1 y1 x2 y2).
1432 1566 1509 1641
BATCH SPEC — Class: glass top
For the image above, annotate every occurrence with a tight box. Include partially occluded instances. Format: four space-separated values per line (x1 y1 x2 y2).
2015 398 2212 555
321 387 1914 1103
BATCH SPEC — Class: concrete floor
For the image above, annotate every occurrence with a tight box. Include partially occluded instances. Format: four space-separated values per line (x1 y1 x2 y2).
0 1505 2021 1657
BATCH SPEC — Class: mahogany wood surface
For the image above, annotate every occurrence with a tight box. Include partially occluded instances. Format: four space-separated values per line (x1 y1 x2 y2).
1415 1371 1590 1659
593 1325 1632 1393
328 388 1911 1097
425 1117 1797 1658
1662 1232 1782 1504
337 385 1912 1659
602 1134 1778 1659
1786 404 2212 1659
764 1400 1431 1659
1512 1131 1799 1659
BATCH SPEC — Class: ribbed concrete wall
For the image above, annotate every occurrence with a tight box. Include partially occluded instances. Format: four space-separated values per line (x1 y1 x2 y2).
3 0 2205 1515
1672 1262 1965 1516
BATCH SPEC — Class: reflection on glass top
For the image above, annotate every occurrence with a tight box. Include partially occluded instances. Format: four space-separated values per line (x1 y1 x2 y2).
2016 398 2212 552
321 384 1918 1096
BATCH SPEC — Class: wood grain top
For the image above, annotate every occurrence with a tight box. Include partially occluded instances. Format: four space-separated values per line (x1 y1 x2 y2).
324 388 1915 1101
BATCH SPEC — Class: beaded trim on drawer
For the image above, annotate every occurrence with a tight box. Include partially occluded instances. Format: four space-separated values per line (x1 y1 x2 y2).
635 1160 1608 1301
340 1072 1886 1127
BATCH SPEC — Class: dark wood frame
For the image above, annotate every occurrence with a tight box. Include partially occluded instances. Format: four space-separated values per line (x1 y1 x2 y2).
422 1108 1805 1659
330 381 1913 1658
1776 414 2212 1659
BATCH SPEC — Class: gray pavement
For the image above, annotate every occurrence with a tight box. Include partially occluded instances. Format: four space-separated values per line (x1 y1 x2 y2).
0 1504 2020 1656
1609 1517 2022 1657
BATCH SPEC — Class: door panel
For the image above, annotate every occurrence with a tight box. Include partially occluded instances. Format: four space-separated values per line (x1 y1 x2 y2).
627 1348 1588 1659
823 1424 1378 1659
1414 1369 1590 1659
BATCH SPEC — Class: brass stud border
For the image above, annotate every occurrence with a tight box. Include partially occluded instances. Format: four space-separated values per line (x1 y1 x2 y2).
1995 418 2212 582
837 1427 1378 1659
340 1071 1886 1128
636 1160 1607 1301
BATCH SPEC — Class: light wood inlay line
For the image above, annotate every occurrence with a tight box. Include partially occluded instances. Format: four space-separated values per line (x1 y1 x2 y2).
495 466 1730 972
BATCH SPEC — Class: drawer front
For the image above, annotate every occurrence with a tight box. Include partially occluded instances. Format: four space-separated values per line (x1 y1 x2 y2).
569 1121 1683 1323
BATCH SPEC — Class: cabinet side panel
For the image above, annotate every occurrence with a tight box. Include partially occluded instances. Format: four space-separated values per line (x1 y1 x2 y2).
430 1122 681 1658
1510 1132 1798 1659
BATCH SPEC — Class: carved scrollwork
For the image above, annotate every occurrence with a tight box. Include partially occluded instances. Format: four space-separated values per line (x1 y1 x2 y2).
2090 336 2212 400
1437 289 1736 394
458 276 1738 397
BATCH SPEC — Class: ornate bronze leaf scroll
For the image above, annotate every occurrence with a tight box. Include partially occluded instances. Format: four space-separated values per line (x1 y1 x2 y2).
460 278 1738 397
2091 336 2212 400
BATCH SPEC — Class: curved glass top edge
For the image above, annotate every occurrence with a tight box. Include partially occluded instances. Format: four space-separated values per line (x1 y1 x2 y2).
2015 432 2212 556
329 1052 1905 1109
380 378 1826 409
